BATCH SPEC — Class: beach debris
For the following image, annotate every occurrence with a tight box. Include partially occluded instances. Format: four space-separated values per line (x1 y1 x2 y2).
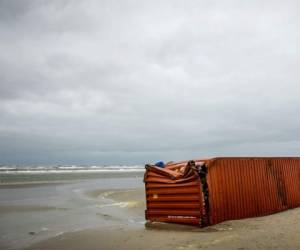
155 161 165 168
144 157 300 227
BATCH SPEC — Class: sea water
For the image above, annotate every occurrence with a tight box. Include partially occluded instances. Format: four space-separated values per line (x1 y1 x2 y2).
0 164 145 184
0 166 145 249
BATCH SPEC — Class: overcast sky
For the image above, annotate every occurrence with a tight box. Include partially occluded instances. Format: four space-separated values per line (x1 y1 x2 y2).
0 0 300 165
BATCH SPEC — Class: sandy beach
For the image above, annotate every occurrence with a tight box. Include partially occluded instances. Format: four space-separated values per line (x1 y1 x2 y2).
26 187 300 250
2 0 300 249
0 177 299 250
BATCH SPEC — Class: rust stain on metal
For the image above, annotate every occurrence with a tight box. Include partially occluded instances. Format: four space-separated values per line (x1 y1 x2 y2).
144 157 300 226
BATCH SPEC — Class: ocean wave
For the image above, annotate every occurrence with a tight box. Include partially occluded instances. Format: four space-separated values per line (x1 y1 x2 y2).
0 165 145 174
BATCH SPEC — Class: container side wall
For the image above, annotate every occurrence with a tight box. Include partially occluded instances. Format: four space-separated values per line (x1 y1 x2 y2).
144 165 204 226
207 157 300 225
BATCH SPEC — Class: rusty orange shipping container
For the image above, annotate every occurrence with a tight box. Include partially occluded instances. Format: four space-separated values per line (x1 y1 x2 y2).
144 157 300 226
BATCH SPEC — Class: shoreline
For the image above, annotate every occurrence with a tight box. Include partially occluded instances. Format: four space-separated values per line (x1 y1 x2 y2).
1 177 299 250
0 171 144 186
0 181 70 189
0 177 144 250
24 206 300 250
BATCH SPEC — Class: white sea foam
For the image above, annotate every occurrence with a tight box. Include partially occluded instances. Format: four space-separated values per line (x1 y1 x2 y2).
0 165 144 174
96 202 129 208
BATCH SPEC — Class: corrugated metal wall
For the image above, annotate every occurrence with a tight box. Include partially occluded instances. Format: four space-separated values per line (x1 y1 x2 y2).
144 157 300 226
207 157 300 225
144 162 204 225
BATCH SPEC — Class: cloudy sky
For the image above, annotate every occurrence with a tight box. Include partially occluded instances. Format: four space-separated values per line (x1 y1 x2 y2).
0 1 300 165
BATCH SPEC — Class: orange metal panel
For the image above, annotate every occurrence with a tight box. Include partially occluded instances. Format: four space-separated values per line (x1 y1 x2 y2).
147 209 202 216
144 157 300 227
146 181 199 188
147 202 201 209
144 163 204 226
146 194 200 202
206 157 300 225
147 187 200 195
146 216 200 225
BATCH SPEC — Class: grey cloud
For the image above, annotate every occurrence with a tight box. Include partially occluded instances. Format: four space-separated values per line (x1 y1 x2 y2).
0 0 300 164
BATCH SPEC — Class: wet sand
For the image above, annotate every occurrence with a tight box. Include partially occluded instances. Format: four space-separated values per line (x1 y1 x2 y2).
0 182 67 189
87 188 146 214
0 205 69 214
24 187 300 250
0 177 143 249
